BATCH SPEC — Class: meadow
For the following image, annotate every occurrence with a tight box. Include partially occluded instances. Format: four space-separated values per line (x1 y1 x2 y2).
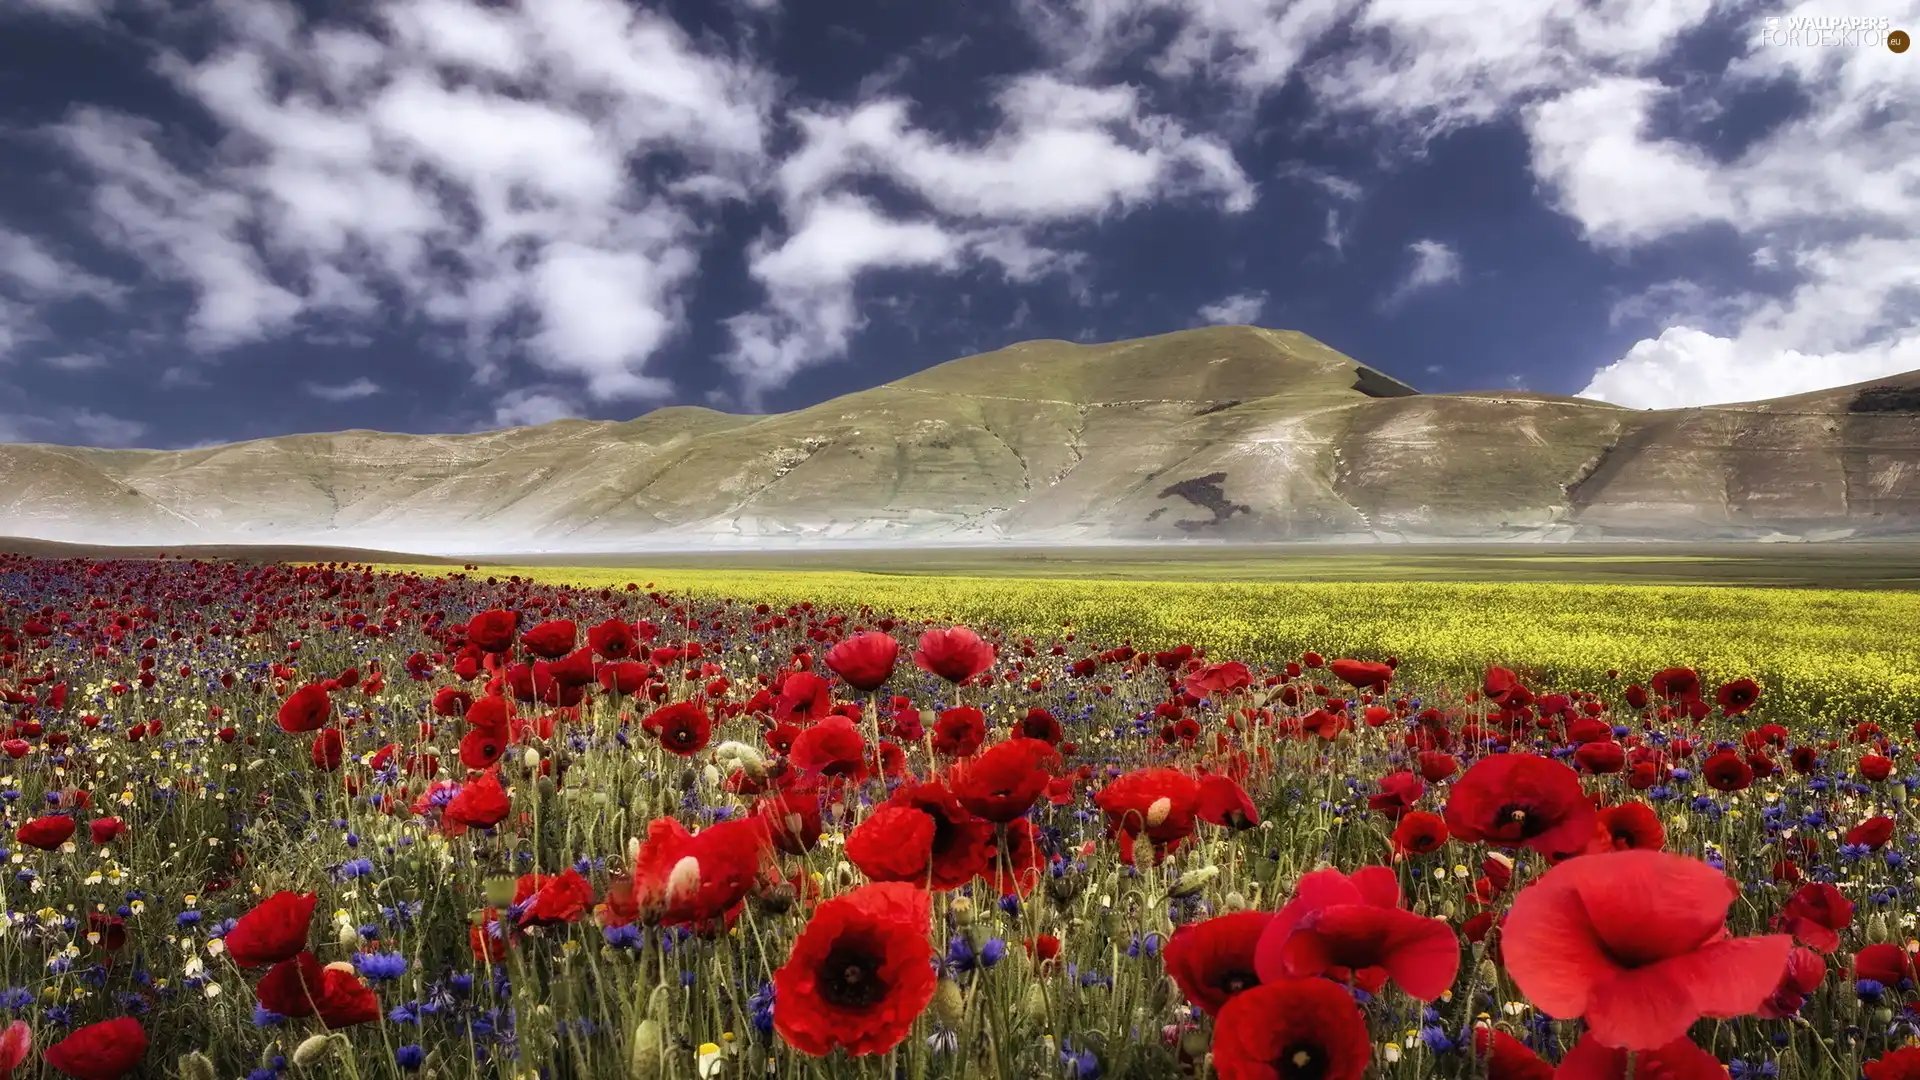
0 549 1916 1080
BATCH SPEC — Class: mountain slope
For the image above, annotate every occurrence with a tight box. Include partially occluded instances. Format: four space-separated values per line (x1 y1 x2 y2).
4 326 1919 552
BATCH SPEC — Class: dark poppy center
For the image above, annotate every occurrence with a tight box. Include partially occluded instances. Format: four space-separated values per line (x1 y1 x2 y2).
1495 802 1549 839
818 942 888 1009
926 809 957 855
1278 1044 1326 1080
1216 970 1256 995
671 727 694 745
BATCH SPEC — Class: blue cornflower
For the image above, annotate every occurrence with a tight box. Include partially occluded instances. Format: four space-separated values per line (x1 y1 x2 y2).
355 951 408 982
395 1045 426 1072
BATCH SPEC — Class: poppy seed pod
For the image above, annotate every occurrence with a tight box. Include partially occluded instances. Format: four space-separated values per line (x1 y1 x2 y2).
293 1034 338 1067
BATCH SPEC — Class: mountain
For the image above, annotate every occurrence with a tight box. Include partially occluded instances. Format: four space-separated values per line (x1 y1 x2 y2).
4 326 1919 553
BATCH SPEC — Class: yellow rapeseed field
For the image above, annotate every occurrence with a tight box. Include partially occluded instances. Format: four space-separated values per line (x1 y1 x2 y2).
392 565 1920 726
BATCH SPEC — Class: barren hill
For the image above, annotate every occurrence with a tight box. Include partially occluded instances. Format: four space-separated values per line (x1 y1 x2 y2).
4 326 1918 552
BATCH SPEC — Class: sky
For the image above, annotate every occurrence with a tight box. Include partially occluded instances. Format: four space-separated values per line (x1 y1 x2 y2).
0 0 1914 450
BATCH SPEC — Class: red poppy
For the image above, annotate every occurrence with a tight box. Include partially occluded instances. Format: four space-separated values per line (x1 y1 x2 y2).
224 891 318 968
1253 865 1459 1000
276 683 332 733
466 608 519 652
587 618 639 660
1443 753 1597 856
1648 667 1701 701
1017 706 1063 745
1758 946 1826 1019
517 619 576 659
315 963 382 1027
255 951 325 1017
1855 943 1916 985
1701 749 1754 792
1416 752 1459 783
446 770 512 829
643 701 712 756
773 672 835 724
42 1016 147 1080
1553 1033 1726 1080
756 789 824 855
951 738 1061 822
1588 802 1665 853
1163 911 1274 1016
1024 934 1062 965
1470 1027 1552 1080
1209 978 1371 1080
1775 881 1852 953
773 882 936 1057
1848 815 1897 850
930 706 987 758
1095 768 1201 864
1574 741 1626 774
514 868 597 927
912 626 995 684
631 815 770 928
1501 850 1792 1049
1183 661 1253 698
17 815 75 850
1867 1048 1920 1080
1368 771 1424 820
0 1020 29 1076
598 661 651 695
847 782 993 890
825 632 900 692
1716 678 1761 715
788 715 868 779
982 817 1046 898
1391 811 1450 856
1194 774 1259 830
1327 659 1392 692
310 727 344 771
1862 754 1895 782
88 817 127 846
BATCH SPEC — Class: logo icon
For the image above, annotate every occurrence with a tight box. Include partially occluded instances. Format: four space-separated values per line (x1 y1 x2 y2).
1891 28 1912 52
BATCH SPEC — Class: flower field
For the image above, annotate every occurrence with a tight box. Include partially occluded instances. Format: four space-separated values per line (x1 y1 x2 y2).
1 552 1919 1080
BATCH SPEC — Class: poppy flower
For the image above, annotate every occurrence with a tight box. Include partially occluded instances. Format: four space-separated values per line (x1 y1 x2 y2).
1183 660 1252 698
0 1021 29 1075
1574 741 1626 774
825 632 900 692
1194 774 1259 830
912 626 995 684
514 868 598 927
598 661 651 695
1416 751 1459 783
310 728 344 771
88 817 127 845
518 618 576 659
445 770 512 829
1470 1027 1552 1080
1861 754 1895 782
643 701 712 756
1327 658 1392 692
1552 1033 1727 1080
587 618 638 660
314 963 382 1027
1647 667 1701 701
17 815 75 850
756 789 824 855
1024 934 1062 965
1588 802 1664 853
224 890 318 968
1867 1048 1920 1080
42 1016 147 1080
1162 911 1274 1016
255 951 325 1017
1253 865 1459 1000
1716 678 1760 715
851 782 995 890
950 738 1061 822
1391 811 1449 856
982 817 1046 898
466 608 519 653
1758 946 1826 1019
1094 768 1201 864
788 715 868 779
1855 942 1916 985
631 815 770 927
773 672 834 724
1775 881 1852 953
930 706 987 758
1848 815 1896 850
1501 850 1792 1049
773 882 936 1057
1367 771 1424 820
1209 978 1370 1080
276 683 332 733
1443 753 1597 856
1017 706 1062 745
1701 749 1754 792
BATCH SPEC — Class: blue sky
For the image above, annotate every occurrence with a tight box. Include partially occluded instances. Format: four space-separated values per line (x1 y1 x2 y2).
0 0 1914 449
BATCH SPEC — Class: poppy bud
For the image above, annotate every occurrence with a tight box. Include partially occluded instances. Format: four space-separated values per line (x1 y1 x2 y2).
932 979 966 1027
1222 890 1247 912
949 897 975 927
179 1052 217 1080
1023 982 1049 1022
293 1034 339 1067
1869 912 1893 944
629 1019 663 1080
1180 1030 1210 1058
523 748 541 771
336 922 360 948
1169 866 1218 898
1477 959 1500 985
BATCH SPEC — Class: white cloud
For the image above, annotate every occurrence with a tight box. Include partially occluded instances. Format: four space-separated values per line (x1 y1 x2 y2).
41 354 110 372
302 377 382 402
492 388 582 428
1382 239 1461 307
0 406 149 447
7 0 108 19
1196 291 1266 325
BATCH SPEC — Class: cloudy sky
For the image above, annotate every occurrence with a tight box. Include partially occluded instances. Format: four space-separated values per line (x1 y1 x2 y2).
0 0 1914 450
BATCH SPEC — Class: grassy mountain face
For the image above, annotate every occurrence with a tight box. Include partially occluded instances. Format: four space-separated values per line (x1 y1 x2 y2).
4 326 1918 552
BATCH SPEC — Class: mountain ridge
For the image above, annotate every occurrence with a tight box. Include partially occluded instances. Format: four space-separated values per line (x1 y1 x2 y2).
5 325 1920 553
